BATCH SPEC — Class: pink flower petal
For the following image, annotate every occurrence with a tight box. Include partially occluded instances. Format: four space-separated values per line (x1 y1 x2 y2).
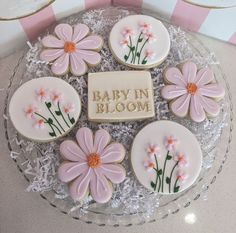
72 23 90 43
198 84 225 98
101 143 125 163
93 129 111 154
89 169 112 203
182 61 197 83
60 140 87 162
170 94 191 117
165 67 186 87
99 164 126 184
51 53 69 75
58 162 87 182
76 35 103 50
199 95 220 117
70 51 88 76
75 50 101 65
76 127 94 155
161 85 187 100
190 94 206 122
40 49 64 62
195 68 214 86
54 23 73 42
41 35 64 48
69 168 91 201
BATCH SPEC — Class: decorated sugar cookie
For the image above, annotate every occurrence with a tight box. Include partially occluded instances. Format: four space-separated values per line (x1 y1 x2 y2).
58 127 126 203
161 61 225 122
40 23 103 76
88 71 155 122
109 15 170 69
9 77 81 142
131 121 202 194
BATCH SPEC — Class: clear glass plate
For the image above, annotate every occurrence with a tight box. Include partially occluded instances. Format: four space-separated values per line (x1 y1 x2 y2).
3 6 233 226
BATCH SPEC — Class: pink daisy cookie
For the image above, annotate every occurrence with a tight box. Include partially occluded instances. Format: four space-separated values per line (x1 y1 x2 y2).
161 61 225 122
40 23 103 76
58 127 126 203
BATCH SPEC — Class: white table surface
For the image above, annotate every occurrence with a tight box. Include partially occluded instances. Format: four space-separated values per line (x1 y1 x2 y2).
0 33 236 233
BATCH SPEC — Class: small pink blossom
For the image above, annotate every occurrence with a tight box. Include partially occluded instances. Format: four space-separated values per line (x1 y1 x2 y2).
24 104 38 119
165 136 178 151
143 158 155 172
63 103 75 114
177 170 187 182
35 87 49 102
145 49 156 59
144 32 156 43
146 144 160 157
139 22 152 34
174 153 187 167
120 38 129 48
50 90 64 105
34 119 45 129
122 27 135 38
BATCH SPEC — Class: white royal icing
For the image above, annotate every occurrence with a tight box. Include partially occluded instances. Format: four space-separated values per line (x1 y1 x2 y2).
109 15 170 68
9 77 81 142
131 120 202 194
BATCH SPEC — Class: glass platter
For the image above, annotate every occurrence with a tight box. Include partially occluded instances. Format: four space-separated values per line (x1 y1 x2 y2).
3 6 233 226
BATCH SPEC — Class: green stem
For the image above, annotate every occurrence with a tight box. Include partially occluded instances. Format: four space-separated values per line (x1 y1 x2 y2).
45 102 65 132
34 112 57 136
154 154 159 191
129 36 135 63
161 150 169 192
57 102 70 128
138 38 148 64
141 55 147 64
173 177 179 192
169 162 179 193
132 32 142 64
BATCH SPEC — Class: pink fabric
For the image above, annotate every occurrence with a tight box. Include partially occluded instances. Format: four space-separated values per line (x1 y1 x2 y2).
171 0 210 32
113 0 143 8
85 0 111 9
229 32 236 45
20 6 56 41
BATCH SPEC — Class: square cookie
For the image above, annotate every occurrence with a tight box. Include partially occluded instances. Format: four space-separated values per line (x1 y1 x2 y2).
88 71 155 122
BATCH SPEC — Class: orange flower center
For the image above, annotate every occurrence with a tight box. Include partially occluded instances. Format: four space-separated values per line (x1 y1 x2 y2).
87 153 101 168
148 163 154 168
38 119 44 124
27 108 33 114
187 83 198 95
168 139 173 144
64 41 76 53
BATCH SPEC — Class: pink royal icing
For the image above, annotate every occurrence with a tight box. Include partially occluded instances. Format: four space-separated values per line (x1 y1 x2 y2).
40 23 103 76
58 127 126 203
161 61 225 122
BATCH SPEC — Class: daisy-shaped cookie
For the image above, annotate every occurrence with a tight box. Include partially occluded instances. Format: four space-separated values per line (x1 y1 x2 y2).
58 127 126 203
40 23 103 76
161 61 225 122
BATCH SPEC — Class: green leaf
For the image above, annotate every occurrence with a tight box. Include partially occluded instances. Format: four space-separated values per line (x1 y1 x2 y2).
141 60 147 65
70 117 75 124
167 155 172 160
131 46 135 51
158 169 162 175
174 186 180 193
48 118 53 124
150 181 155 189
55 110 61 116
166 177 170 184
124 55 128 61
138 38 143 42
49 132 56 137
45 102 51 108
136 52 140 57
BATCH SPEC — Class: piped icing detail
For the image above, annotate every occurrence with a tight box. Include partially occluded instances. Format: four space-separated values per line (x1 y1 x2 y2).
161 61 225 122
58 127 126 203
40 23 103 76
